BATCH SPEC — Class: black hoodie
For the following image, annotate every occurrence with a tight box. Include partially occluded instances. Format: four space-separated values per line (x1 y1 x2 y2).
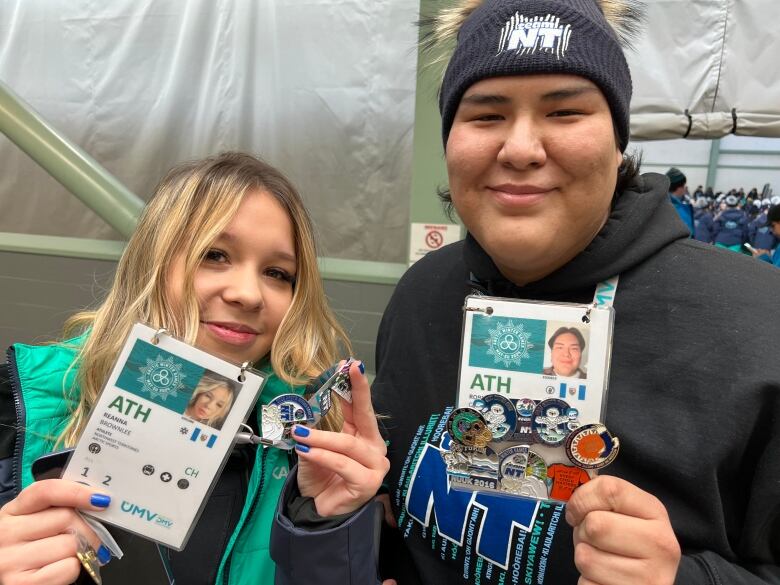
373 173 780 585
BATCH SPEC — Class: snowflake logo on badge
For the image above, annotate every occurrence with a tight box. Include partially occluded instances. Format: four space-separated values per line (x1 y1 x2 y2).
487 320 533 368
137 355 185 402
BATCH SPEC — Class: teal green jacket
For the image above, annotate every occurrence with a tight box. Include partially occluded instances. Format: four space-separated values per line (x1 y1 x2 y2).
3 337 301 584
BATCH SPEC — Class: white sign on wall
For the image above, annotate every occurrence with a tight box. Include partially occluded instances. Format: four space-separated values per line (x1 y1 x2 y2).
408 223 462 264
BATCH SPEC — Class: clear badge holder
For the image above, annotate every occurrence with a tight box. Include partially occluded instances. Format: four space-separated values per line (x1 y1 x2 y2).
445 292 618 503
61 323 266 550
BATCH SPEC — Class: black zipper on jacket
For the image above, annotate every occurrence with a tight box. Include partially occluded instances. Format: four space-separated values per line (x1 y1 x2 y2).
222 446 269 585
6 347 25 498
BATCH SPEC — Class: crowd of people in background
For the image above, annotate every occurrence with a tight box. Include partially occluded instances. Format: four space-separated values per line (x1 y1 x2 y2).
666 167 780 267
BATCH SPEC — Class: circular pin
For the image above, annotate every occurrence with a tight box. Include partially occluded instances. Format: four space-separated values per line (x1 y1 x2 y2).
565 423 620 469
532 398 575 446
471 394 516 440
268 394 314 425
446 408 493 448
498 446 548 498
498 445 530 480
515 398 536 418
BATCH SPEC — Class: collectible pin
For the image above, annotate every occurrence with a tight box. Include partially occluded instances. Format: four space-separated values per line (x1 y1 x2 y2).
444 444 500 491
546 462 591 501
268 393 315 425
498 444 529 480
509 397 537 442
260 404 286 445
565 423 620 469
446 408 494 448
471 394 516 440
75 532 102 584
261 394 315 449
515 398 536 418
329 358 355 403
314 384 333 418
532 398 578 446
498 445 548 497
525 450 548 482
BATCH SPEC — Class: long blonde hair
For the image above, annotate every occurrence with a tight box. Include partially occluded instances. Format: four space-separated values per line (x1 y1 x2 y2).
60 152 350 446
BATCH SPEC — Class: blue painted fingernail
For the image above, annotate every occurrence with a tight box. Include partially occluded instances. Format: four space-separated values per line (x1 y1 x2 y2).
293 425 310 437
97 544 112 565
358 361 365 374
295 443 310 453
90 494 111 508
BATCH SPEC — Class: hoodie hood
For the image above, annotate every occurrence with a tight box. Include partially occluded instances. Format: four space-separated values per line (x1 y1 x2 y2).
720 208 745 221
464 172 689 297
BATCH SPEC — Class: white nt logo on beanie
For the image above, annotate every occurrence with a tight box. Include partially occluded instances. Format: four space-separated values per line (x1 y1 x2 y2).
498 13 572 58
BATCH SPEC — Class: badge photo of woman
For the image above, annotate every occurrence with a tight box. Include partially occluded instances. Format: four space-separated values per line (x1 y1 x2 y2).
184 373 236 430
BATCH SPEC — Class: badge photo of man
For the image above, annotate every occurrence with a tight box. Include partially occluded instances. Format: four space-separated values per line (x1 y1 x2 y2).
542 326 587 379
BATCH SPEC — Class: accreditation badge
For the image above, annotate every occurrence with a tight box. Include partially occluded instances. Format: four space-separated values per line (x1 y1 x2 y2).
443 279 619 502
61 323 266 550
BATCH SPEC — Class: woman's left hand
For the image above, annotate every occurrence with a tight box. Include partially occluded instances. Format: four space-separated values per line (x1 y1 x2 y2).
292 361 390 517
566 475 681 585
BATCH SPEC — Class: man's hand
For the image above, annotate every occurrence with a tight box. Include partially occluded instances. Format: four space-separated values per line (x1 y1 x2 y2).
566 476 681 585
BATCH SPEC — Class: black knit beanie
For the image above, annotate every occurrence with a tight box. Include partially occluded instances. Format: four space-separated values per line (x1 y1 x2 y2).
665 167 687 191
439 0 633 151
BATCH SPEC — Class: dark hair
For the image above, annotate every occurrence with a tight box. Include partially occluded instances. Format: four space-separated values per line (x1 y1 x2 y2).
547 327 586 352
768 205 780 224
436 151 642 220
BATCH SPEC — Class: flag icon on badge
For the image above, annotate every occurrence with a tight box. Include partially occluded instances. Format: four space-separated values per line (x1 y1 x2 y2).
559 383 586 400
190 427 217 448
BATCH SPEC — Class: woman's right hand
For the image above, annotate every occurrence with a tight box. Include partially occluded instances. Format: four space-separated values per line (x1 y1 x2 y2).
292 361 390 517
0 479 110 585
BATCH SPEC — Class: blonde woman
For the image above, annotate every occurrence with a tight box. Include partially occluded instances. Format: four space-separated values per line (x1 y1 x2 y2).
0 152 387 585
184 374 236 429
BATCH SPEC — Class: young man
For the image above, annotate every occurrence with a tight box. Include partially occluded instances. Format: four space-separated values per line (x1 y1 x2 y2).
666 167 694 235
542 327 587 378
271 1 780 583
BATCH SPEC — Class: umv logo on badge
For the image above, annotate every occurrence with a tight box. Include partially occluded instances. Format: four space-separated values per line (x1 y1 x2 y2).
120 500 174 529
138 354 185 402
498 13 572 58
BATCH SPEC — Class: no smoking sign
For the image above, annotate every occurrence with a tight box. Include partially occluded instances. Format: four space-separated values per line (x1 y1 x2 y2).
409 223 461 264
425 230 444 249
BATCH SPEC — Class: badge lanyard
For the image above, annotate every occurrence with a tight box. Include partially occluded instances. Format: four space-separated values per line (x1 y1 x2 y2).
442 277 620 501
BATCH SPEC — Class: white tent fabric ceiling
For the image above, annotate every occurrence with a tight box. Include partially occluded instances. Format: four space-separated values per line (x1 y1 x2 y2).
0 0 418 262
629 0 780 140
